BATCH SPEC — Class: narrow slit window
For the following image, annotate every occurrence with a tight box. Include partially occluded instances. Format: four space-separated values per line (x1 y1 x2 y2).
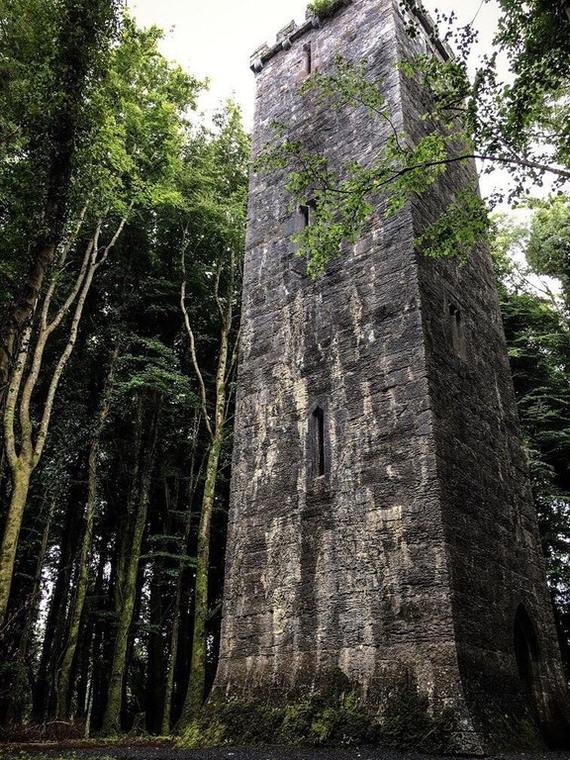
304 43 313 74
298 199 316 229
449 303 465 357
313 406 325 477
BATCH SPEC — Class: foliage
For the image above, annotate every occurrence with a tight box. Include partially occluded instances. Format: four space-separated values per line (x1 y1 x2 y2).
416 186 489 260
400 0 570 197
307 0 342 19
259 1 570 278
0 0 121 308
491 204 570 669
0 0 248 736
114 337 195 405
526 196 570 306
258 54 489 277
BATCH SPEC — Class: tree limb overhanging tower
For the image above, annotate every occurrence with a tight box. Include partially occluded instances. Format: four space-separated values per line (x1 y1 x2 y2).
213 0 570 751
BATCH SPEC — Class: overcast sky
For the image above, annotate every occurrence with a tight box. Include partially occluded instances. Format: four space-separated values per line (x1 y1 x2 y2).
127 0 500 128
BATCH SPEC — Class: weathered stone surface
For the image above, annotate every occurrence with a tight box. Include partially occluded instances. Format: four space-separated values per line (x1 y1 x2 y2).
213 0 570 753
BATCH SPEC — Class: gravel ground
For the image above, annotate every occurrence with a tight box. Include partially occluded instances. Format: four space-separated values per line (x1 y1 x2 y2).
2 746 570 760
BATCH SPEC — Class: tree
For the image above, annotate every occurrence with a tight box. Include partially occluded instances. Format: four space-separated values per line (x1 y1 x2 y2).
0 213 129 623
0 14 200 625
526 196 570 310
101 390 161 736
0 0 120 403
492 202 570 670
176 104 249 725
55 346 118 720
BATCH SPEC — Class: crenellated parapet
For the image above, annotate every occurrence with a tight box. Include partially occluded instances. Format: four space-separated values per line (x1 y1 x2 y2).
249 0 352 73
249 0 452 73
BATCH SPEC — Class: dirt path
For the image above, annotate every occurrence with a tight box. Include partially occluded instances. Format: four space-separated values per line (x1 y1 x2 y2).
2 746 570 760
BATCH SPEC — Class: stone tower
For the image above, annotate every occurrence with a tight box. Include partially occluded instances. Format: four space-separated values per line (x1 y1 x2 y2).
214 0 569 751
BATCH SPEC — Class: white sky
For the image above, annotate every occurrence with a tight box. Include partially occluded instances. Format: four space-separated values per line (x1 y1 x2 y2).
127 0 500 130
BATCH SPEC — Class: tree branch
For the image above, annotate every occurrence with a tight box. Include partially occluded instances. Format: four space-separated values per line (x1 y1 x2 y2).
180 244 213 440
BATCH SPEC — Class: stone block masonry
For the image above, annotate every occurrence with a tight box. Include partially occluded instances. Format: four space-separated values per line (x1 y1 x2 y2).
212 0 570 752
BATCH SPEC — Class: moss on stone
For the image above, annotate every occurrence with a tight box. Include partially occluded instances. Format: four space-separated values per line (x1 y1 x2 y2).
376 676 456 753
513 719 544 751
177 673 456 752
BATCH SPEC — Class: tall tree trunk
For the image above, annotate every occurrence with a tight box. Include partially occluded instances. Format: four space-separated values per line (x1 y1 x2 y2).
85 545 110 736
19 499 55 662
0 0 115 403
146 560 164 734
101 396 160 736
56 348 118 719
178 251 235 724
178 436 222 725
0 462 32 622
74 618 93 721
31 494 82 723
161 424 202 735
161 582 182 735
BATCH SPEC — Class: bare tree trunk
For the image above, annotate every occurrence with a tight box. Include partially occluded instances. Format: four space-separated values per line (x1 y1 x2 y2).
0 214 129 624
178 435 222 725
56 347 118 719
101 396 160 736
177 248 238 726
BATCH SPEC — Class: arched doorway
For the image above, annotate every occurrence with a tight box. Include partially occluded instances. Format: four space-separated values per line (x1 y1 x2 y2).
514 605 543 724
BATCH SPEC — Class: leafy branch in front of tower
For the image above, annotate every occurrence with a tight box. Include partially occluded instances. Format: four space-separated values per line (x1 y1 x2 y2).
259 40 570 277
398 0 570 199
257 56 489 276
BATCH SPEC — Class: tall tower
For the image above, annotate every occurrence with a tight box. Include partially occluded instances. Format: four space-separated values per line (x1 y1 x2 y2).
214 0 569 751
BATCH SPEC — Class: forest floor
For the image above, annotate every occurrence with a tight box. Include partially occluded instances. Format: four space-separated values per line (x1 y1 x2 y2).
2 743 570 760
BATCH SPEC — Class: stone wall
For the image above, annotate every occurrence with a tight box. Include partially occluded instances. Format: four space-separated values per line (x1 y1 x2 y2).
213 0 569 751
397 13 570 746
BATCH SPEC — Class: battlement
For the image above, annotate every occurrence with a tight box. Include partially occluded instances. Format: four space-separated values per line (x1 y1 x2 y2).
249 0 451 73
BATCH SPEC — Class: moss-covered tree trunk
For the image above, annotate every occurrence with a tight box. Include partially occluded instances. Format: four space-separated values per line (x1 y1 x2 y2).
56 349 117 719
101 395 160 736
0 461 31 621
19 499 55 662
178 435 223 724
161 581 182 735
31 493 82 722
178 250 236 725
